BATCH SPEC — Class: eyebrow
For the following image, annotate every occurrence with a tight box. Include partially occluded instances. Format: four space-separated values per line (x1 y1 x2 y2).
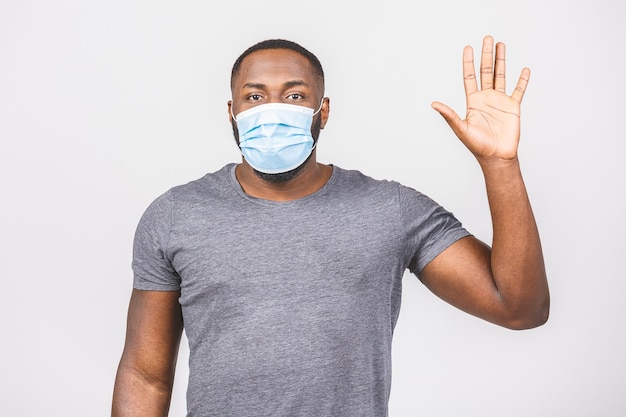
242 82 266 90
283 80 309 89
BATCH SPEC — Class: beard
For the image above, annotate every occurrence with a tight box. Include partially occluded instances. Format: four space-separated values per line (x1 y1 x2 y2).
231 115 322 184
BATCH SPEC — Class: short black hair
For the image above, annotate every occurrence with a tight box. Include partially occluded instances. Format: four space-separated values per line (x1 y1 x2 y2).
230 39 324 90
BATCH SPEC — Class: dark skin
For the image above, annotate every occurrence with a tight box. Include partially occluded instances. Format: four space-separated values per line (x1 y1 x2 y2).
112 37 549 416
112 290 182 417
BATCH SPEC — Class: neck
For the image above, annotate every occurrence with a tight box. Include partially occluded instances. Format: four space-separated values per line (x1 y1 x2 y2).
235 153 332 202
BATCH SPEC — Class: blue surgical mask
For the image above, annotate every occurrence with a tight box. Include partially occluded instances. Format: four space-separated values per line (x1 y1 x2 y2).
232 102 323 174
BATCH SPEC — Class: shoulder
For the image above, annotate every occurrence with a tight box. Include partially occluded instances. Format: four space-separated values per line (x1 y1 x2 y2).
332 165 401 193
138 164 236 222
168 163 235 200
332 165 430 203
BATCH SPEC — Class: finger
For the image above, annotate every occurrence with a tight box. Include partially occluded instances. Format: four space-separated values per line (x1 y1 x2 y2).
494 42 506 93
511 67 531 103
462 46 478 97
480 35 494 90
431 101 466 139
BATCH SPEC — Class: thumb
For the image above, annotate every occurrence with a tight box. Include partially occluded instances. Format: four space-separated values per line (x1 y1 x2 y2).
431 101 461 127
431 101 466 139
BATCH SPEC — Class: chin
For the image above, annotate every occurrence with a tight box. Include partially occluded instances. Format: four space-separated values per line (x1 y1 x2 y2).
253 153 314 184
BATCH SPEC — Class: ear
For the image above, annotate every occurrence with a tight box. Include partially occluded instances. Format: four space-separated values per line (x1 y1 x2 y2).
319 97 330 129
227 100 234 123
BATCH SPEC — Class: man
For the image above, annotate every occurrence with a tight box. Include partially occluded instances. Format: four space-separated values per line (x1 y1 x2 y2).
112 36 549 416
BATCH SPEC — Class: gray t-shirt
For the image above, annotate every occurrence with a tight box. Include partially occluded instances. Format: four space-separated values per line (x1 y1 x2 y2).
132 163 470 417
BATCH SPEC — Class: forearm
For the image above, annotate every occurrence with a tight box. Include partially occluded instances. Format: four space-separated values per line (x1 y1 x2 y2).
480 157 550 328
112 361 175 417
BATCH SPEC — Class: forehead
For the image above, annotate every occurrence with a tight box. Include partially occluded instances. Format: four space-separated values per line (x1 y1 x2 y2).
233 49 320 90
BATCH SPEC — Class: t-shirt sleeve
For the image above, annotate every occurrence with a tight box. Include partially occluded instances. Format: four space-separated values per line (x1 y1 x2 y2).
132 190 181 291
398 184 472 277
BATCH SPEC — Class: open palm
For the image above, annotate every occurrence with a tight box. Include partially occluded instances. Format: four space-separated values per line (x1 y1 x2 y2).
432 36 530 162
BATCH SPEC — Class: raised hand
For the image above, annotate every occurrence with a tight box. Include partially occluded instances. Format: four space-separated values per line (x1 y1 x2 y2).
431 35 530 163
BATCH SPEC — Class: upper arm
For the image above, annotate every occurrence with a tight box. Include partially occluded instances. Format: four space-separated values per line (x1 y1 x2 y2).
117 289 183 388
419 235 505 326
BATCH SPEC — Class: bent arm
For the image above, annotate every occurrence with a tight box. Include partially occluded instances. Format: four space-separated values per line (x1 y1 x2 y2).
420 158 549 329
112 289 184 417
426 36 549 329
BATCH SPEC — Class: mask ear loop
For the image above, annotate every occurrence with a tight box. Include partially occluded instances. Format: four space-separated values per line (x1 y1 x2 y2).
312 98 325 116
310 98 327 152
230 103 238 122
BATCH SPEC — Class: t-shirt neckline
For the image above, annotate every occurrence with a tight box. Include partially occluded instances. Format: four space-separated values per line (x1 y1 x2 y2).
228 163 339 206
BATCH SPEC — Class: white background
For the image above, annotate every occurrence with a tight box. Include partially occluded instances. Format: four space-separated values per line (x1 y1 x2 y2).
1 0 625 416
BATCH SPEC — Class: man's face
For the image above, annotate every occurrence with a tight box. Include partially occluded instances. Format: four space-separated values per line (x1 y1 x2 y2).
229 49 328 183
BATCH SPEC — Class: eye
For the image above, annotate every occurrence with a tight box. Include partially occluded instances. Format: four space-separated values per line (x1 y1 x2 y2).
247 94 263 101
286 93 304 100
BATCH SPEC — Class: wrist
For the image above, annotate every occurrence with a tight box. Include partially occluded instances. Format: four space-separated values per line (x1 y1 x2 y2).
478 156 523 184
478 155 520 170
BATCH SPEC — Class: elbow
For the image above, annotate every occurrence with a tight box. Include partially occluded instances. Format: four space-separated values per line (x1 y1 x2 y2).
503 295 550 330
506 309 549 330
